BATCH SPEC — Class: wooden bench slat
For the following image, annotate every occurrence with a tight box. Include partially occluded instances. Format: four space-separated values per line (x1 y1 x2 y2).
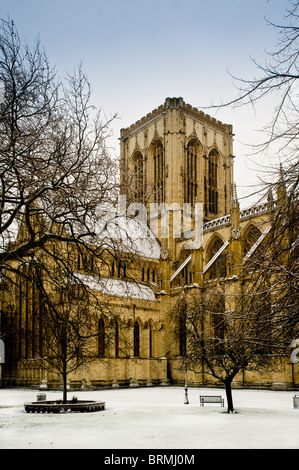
200 395 224 407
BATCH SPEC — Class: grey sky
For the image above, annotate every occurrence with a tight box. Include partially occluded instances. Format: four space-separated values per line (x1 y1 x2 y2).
0 0 287 206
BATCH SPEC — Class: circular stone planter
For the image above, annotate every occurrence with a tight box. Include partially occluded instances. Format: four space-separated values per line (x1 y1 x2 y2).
24 400 105 413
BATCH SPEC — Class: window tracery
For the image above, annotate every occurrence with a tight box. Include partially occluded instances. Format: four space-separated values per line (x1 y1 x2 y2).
98 318 105 357
185 139 200 205
153 140 164 204
207 149 219 215
207 237 226 280
133 152 144 202
134 320 140 357
243 225 262 255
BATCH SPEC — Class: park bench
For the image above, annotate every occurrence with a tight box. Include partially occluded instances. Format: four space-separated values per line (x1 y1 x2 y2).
200 395 224 407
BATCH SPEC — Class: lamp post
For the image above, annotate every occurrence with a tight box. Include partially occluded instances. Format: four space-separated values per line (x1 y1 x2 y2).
184 361 189 404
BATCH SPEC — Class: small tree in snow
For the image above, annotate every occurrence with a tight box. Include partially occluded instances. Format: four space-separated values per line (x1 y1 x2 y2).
172 280 283 413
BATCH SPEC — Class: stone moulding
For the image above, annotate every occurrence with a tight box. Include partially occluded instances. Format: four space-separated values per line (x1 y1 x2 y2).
120 97 232 139
203 201 273 233
24 400 105 413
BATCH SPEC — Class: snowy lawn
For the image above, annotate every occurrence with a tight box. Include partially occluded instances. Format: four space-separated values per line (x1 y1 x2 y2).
0 386 298 449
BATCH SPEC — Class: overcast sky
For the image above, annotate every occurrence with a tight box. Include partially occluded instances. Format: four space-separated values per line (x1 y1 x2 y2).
0 0 288 207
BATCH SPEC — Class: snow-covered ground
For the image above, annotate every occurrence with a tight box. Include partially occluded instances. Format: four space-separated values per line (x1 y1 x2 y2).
0 386 298 449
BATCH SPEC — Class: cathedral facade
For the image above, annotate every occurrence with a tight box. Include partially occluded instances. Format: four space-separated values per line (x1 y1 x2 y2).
1 98 297 391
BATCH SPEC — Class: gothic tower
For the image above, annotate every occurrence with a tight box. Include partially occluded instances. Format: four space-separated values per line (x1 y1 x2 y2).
120 98 235 279
120 97 234 216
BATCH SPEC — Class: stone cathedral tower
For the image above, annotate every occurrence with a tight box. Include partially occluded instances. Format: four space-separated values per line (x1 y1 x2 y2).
120 97 234 218
120 97 235 291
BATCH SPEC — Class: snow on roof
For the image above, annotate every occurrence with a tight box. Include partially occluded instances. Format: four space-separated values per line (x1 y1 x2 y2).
73 272 157 301
94 215 161 260
0 199 161 262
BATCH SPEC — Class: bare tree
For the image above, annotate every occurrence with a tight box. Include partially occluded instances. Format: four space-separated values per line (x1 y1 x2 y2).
0 18 143 398
213 0 299 158
0 18 119 268
204 0 299 349
204 0 298 206
171 278 284 413
241 171 299 348
29 266 107 403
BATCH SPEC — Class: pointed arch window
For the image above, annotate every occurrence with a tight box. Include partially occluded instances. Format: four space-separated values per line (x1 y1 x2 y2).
77 252 94 273
149 323 153 358
208 237 227 280
186 140 199 206
134 320 140 357
113 319 119 357
17 264 44 360
98 318 105 357
133 152 144 202
179 305 187 357
212 296 226 354
243 225 262 255
208 149 219 215
153 140 164 204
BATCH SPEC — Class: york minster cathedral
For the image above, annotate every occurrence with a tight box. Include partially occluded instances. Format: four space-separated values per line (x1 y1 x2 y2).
0 97 297 391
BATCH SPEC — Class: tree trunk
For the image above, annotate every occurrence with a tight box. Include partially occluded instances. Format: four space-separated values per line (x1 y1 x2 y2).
62 365 68 404
62 322 68 404
224 378 234 413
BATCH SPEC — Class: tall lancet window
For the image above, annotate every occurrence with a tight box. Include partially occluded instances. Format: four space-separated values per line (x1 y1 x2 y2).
208 149 219 215
98 318 105 357
186 139 200 205
133 152 144 202
149 322 153 358
134 320 140 357
153 140 164 204
207 236 226 280
111 318 119 358
243 225 262 256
